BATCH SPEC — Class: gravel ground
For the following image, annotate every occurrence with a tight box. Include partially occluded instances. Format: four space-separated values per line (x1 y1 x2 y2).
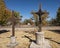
0 27 60 48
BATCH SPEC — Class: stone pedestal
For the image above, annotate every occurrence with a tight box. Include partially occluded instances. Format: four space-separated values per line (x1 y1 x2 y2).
30 32 52 48
36 32 44 45
7 36 18 47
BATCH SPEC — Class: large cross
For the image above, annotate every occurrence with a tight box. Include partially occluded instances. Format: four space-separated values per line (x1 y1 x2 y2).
7 11 20 47
11 11 20 37
32 4 47 32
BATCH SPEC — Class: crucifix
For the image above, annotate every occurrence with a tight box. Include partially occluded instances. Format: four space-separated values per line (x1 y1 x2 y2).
11 11 15 36
32 4 46 32
30 4 51 48
11 11 16 37
11 11 21 37
7 10 20 47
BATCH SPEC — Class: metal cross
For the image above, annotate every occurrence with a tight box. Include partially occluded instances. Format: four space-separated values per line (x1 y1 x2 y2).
32 4 47 32
11 11 20 37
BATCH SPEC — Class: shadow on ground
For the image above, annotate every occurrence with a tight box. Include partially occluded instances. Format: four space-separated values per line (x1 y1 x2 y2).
0 30 10 34
49 30 60 34
45 37 60 44
24 35 36 48
24 35 36 43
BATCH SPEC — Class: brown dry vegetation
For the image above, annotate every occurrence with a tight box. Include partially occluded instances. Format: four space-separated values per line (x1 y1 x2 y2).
0 28 60 48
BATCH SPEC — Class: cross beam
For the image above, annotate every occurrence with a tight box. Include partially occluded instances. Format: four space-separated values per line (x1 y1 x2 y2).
11 11 20 36
32 4 46 32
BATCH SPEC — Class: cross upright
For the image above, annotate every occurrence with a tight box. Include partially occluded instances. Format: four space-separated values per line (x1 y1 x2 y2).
11 10 20 37
30 4 51 48
11 11 15 36
32 4 46 32
7 10 20 47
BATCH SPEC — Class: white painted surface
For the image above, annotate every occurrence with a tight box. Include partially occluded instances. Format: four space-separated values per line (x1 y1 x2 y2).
30 32 52 48
10 36 16 44
36 32 44 45
7 36 18 47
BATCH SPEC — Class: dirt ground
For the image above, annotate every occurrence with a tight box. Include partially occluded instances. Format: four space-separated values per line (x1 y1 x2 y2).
0 27 60 48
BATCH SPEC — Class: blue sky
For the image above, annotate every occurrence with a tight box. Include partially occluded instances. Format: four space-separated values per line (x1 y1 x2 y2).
4 0 60 21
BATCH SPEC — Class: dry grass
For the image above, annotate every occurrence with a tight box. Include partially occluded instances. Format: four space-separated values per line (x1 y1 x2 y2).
0 29 60 48
44 31 60 48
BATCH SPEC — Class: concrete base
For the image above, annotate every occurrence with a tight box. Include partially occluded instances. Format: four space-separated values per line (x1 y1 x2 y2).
36 32 44 45
30 32 52 48
7 36 18 47
30 39 51 48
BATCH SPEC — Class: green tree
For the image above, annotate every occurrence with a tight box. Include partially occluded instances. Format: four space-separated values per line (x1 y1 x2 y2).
0 0 22 26
23 19 29 25
56 7 60 25
7 11 22 25
0 0 6 25
23 19 33 25
51 7 60 26
50 18 56 26
13 11 22 24
42 11 49 26
31 14 38 26
3 9 12 25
